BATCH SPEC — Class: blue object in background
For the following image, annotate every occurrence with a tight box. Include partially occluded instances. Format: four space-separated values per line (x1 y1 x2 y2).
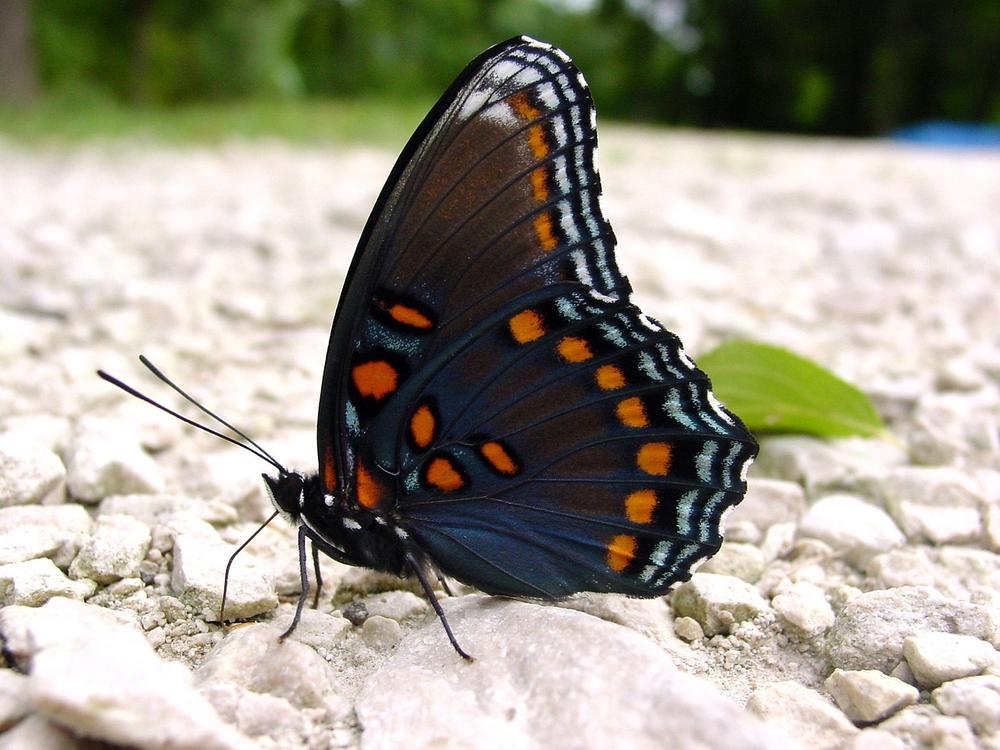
890 121 1000 148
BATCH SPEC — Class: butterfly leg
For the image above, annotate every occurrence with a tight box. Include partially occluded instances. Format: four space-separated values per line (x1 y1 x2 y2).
311 541 323 609
406 551 473 662
436 572 456 597
279 525 312 641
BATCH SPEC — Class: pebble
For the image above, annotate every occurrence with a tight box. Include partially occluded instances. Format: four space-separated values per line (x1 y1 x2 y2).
881 467 986 544
195 624 344 710
68 513 151 583
771 581 835 638
0 415 71 454
100 493 238 525
0 715 90 750
902 632 999 688
879 705 979 750
727 478 806 529
269 607 351 649
932 675 1000 734
170 534 277 621
673 616 705 642
697 542 765 582
357 595 787 749
30 608 253 749
199 681 316 748
0 557 95 606
0 503 92 569
670 573 770 636
754 436 905 495
359 589 430 621
842 729 907 750
825 586 997 673
0 434 65 506
0 670 32 731
362 614 404 651
64 420 166 502
798 494 905 567
746 680 858 749
825 669 919 724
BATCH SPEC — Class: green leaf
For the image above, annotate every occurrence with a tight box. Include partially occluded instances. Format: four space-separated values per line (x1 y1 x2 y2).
698 340 887 439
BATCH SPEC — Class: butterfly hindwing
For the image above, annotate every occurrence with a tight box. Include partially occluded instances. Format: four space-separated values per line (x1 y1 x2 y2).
316 36 757 598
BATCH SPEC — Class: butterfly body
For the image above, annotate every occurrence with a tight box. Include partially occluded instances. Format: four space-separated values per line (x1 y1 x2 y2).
261 36 756 655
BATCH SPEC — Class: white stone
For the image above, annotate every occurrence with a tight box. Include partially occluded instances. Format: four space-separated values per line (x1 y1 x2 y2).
754 436 905 495
879 705 979 750
0 714 90 750
727 478 806 529
100 493 238 525
670 573 770 637
825 669 918 723
799 494 905 566
0 557 95 606
269 607 351 650
199 681 319 748
360 590 430 621
0 434 65 506
65 420 166 503
357 595 788 749
841 729 906 750
826 586 997 673
0 415 71 454
557 592 674 644
0 504 91 569
903 632 1000 688
698 542 765 582
29 607 253 749
746 680 858 749
881 466 985 544
195 624 344 709
759 521 796 563
673 616 704 641
170 534 277 621
933 675 1000 734
0 597 141 669
772 582 835 637
69 513 151 583
0 669 32 730
362 615 403 651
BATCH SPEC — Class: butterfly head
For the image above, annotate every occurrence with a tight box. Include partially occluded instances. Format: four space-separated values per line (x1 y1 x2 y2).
262 471 306 517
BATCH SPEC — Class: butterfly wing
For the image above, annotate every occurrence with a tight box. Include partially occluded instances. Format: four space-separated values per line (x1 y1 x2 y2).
317 36 757 597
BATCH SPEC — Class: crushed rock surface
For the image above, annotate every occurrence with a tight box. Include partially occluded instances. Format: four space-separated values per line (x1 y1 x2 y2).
0 129 999 749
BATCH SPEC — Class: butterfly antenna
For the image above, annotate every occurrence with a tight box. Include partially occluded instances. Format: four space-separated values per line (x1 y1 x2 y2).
135 355 286 471
96 365 286 474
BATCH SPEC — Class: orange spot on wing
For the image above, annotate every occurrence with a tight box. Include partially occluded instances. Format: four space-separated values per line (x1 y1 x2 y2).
616 397 649 428
425 456 465 493
530 166 549 202
527 123 548 159
532 211 558 251
410 403 436 450
480 441 519 476
625 490 657 524
637 442 673 476
509 309 545 343
389 303 434 330
352 360 398 400
557 336 593 363
322 445 336 492
606 534 637 572
596 364 626 390
356 462 383 509
509 92 541 120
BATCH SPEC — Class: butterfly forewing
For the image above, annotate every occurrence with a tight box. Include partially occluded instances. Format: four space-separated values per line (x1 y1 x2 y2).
317 36 757 599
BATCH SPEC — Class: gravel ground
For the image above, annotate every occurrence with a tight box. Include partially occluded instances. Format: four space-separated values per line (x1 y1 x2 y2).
0 129 999 750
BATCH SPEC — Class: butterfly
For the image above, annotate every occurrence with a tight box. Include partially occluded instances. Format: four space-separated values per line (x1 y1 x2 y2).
101 36 757 661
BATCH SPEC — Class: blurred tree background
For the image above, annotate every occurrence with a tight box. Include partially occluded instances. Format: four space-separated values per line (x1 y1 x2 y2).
1 0 998 137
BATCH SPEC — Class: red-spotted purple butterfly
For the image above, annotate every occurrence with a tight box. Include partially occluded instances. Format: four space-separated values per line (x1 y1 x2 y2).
100 36 757 660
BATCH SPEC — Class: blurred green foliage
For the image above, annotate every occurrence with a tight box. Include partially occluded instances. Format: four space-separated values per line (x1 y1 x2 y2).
5 0 1000 137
